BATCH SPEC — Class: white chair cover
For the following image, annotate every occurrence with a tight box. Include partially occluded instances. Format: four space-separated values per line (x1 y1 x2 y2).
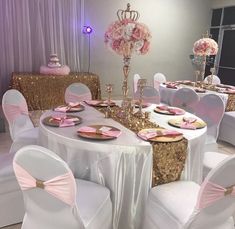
65 83 92 103
2 89 38 153
13 145 112 229
171 88 199 114
219 111 235 146
0 153 24 227
143 154 235 229
153 72 166 90
133 73 141 95
204 75 221 85
195 94 225 145
203 151 229 178
134 86 160 104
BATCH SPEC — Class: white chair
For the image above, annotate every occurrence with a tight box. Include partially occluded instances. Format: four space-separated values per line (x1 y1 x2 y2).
133 73 141 96
219 111 235 146
143 154 235 229
203 151 229 178
134 86 160 104
0 153 24 227
171 88 199 114
65 83 92 103
13 145 112 229
2 89 38 153
195 94 225 145
204 75 221 85
153 72 166 91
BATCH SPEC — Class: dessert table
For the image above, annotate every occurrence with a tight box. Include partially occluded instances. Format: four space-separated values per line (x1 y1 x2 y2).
38 102 206 229
11 72 101 110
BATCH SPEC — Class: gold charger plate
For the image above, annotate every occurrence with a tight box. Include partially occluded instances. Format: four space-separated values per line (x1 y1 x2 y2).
42 115 82 127
154 106 185 115
168 117 206 129
77 125 120 140
137 128 183 143
54 104 85 113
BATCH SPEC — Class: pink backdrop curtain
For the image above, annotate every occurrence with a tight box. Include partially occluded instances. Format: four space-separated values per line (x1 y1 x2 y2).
0 0 82 99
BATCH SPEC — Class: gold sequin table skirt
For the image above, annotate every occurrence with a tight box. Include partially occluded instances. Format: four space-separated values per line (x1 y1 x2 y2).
11 72 101 111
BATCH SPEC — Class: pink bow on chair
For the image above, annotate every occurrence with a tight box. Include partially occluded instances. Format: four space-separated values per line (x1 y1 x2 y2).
4 103 29 123
13 162 76 206
197 181 235 210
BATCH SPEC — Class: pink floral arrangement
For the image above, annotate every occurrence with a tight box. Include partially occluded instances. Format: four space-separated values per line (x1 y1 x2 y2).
193 38 218 56
104 19 151 57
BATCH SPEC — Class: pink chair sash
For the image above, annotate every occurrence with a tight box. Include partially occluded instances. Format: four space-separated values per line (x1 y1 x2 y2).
13 162 76 206
66 91 91 103
196 181 235 210
4 103 29 123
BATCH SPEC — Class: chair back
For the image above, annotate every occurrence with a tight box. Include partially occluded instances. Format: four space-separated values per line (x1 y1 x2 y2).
153 73 166 90
13 145 84 229
134 86 160 104
185 155 235 228
204 75 221 85
65 83 92 103
133 74 141 94
2 89 34 141
171 88 199 114
195 94 225 144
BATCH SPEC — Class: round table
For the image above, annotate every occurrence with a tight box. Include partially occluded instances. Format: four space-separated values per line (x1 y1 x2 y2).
39 103 207 229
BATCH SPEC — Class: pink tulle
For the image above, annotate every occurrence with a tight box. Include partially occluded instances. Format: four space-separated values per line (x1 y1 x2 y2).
4 103 29 123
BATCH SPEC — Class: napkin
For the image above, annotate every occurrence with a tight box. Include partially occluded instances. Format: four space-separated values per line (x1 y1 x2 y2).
85 100 102 105
77 126 121 137
156 105 185 115
54 102 81 112
138 129 182 140
51 114 78 127
180 117 197 130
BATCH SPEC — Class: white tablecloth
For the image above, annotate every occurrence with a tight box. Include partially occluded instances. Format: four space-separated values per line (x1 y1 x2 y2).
160 84 228 106
39 103 207 229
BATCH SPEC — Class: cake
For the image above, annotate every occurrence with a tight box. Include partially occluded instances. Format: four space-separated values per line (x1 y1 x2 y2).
47 54 62 68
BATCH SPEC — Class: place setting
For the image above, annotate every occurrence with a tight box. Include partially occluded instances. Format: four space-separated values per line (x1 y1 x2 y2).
84 100 117 107
42 113 82 127
168 116 206 129
137 128 184 142
54 102 85 113
77 125 122 140
154 105 185 115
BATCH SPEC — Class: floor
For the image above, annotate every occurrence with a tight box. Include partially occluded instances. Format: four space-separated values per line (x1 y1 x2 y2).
1 108 235 229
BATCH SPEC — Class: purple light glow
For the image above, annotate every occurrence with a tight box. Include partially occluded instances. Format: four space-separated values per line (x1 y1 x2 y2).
83 26 93 34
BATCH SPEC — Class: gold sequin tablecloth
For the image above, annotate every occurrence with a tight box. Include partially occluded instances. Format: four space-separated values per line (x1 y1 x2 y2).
96 106 188 186
11 72 101 110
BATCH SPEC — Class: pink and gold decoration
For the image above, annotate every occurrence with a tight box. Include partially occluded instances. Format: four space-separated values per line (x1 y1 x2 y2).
193 32 218 81
104 3 151 106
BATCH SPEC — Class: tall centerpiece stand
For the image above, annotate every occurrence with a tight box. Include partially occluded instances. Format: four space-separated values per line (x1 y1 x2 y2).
192 31 218 87
104 3 151 118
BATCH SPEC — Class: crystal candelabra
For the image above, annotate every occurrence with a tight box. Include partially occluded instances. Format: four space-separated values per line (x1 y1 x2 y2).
134 79 147 118
105 84 113 118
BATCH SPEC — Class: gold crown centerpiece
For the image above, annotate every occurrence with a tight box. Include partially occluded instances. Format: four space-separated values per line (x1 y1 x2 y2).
192 32 218 82
104 3 151 111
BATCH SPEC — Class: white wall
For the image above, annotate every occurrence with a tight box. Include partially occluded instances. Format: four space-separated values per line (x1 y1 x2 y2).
84 0 212 97
211 0 235 8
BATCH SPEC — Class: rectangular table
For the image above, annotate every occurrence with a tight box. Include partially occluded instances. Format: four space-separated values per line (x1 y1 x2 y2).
11 72 101 110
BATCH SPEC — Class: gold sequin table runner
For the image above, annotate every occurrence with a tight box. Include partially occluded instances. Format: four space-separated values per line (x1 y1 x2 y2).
11 72 101 111
96 106 188 186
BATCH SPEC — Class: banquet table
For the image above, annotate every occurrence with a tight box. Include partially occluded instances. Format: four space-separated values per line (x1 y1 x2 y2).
39 103 207 229
160 83 229 108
